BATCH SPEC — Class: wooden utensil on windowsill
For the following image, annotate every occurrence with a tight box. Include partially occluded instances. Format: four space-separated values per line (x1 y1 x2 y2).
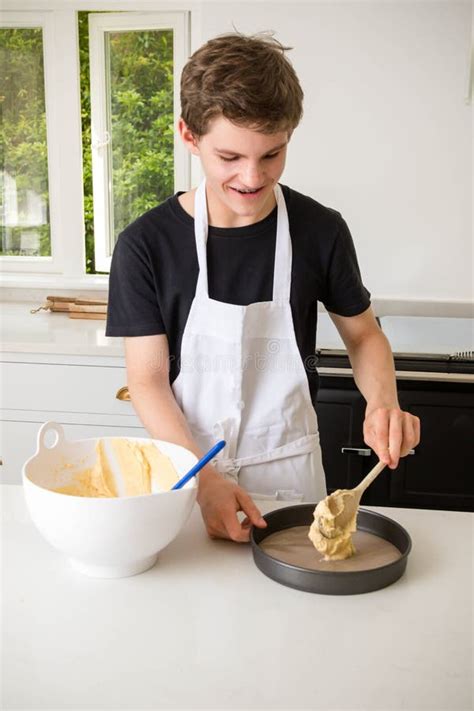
68 304 107 320
31 295 108 319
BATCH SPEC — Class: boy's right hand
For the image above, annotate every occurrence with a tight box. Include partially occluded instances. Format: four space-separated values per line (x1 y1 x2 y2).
197 468 267 543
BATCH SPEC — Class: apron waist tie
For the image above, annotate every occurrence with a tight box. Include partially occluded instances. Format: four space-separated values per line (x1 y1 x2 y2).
214 433 319 476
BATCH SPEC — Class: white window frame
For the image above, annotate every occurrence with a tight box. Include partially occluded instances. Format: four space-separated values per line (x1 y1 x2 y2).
89 12 190 273
0 4 195 293
0 11 68 275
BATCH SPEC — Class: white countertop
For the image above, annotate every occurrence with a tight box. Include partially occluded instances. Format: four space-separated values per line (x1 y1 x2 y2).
0 303 345 357
0 302 123 358
2 485 472 711
2 301 473 358
1 302 473 381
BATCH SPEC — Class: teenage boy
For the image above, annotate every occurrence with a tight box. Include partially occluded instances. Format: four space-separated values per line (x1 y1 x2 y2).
106 33 420 542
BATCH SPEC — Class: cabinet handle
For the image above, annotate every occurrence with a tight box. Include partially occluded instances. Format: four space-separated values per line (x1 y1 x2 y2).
116 386 131 401
341 447 416 456
341 447 372 456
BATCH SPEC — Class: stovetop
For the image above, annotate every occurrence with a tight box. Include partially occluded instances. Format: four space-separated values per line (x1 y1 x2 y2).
316 314 474 374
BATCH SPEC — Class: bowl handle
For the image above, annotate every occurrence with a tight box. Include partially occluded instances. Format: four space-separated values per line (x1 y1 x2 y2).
36 421 66 454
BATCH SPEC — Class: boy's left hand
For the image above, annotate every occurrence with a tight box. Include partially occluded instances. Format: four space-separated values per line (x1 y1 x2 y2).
363 407 420 469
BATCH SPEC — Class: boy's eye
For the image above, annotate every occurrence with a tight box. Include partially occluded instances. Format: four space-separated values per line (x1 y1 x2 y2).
219 152 280 163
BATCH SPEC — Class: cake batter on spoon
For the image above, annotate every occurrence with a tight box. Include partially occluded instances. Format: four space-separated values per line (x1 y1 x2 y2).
309 460 386 560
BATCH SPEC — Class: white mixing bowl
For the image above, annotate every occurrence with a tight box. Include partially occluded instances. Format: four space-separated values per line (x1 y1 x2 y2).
22 422 198 578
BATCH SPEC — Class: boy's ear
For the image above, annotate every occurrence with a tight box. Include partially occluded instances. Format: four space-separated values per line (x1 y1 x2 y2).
178 118 200 156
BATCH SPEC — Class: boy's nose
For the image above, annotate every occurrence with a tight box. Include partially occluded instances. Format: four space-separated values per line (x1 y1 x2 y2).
241 164 264 187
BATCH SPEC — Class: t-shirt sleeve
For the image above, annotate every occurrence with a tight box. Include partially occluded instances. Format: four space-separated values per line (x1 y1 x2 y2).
322 216 371 317
105 231 166 337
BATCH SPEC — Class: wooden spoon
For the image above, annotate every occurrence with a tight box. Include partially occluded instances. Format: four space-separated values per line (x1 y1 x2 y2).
318 460 387 536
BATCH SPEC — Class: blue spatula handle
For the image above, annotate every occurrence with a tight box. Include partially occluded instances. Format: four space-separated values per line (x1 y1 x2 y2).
171 440 226 490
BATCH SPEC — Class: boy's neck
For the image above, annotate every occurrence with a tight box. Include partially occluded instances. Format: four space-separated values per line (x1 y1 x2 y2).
178 187 277 229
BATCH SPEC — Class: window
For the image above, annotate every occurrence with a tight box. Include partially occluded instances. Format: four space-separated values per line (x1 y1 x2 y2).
0 26 50 259
0 8 190 284
0 12 64 275
87 12 189 273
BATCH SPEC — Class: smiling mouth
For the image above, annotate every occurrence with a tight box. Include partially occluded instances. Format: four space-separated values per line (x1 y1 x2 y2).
229 186 264 195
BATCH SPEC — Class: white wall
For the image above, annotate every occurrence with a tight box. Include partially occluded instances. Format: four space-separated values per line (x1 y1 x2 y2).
199 0 472 306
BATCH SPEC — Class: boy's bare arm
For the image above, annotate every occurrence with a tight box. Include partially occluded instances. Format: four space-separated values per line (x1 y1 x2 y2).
124 335 266 541
329 307 420 468
125 334 198 451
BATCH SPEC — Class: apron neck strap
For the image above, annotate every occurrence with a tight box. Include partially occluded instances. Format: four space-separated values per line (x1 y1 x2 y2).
193 179 292 303
194 179 210 297
272 183 292 304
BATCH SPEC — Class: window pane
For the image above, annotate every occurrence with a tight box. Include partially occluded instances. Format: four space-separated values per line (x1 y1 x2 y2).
0 28 50 257
107 29 174 250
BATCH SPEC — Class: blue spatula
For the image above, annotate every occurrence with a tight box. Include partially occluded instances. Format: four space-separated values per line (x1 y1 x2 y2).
171 440 226 490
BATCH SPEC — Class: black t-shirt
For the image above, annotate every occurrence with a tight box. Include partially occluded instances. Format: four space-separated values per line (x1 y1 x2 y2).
106 184 371 405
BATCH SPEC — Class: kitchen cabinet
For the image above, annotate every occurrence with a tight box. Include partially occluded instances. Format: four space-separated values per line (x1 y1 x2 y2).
2 360 134 416
393 384 473 510
0 354 146 484
316 374 474 512
314 386 367 492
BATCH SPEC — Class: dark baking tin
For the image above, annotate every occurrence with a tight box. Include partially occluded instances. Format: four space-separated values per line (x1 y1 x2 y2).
251 504 412 595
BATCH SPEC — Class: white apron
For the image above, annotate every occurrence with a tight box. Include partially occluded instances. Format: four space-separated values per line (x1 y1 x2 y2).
172 179 326 503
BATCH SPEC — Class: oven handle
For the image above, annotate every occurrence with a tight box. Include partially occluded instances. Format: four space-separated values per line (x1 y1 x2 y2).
341 447 415 456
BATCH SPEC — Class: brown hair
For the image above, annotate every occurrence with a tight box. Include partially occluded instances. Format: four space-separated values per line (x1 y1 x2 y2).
180 32 304 137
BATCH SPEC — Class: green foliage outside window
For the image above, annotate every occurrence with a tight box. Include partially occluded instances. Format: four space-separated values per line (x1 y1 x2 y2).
0 28 51 256
79 13 175 273
0 16 175 270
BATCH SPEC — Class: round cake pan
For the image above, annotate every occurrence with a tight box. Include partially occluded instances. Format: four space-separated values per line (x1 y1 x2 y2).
251 504 412 595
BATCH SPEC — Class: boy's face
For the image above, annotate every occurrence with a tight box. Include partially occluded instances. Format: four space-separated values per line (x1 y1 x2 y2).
179 115 288 227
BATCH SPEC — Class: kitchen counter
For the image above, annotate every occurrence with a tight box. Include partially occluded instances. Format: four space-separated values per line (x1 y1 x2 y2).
2 301 473 381
2 485 472 710
0 301 123 359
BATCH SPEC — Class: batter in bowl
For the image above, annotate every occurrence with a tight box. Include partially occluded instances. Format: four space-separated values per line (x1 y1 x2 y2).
54 439 178 497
